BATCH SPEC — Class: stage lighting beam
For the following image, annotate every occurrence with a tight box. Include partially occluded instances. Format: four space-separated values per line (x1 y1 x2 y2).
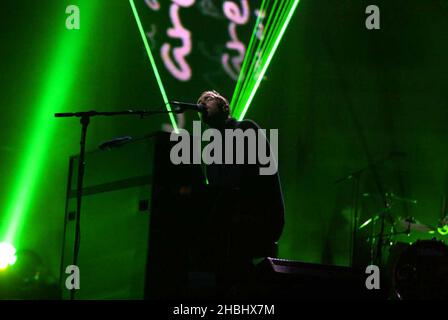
231 0 300 121
129 0 178 132
0 1 100 247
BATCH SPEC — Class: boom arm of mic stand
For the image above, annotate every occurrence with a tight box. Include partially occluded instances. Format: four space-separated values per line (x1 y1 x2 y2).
54 109 176 119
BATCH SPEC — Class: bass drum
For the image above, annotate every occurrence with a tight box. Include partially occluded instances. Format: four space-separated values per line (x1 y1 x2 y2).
392 240 448 299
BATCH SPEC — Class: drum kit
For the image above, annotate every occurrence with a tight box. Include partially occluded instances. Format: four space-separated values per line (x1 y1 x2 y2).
358 192 448 299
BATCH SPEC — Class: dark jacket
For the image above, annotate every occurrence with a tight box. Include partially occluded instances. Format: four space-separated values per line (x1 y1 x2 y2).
205 118 285 259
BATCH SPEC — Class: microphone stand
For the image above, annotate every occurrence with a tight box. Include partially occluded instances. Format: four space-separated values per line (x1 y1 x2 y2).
55 109 176 300
336 168 364 268
336 154 394 268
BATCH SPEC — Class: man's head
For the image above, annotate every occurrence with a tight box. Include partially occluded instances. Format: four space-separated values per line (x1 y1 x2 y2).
197 90 230 128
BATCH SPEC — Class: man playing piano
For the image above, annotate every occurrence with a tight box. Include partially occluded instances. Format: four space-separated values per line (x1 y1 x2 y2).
190 90 285 298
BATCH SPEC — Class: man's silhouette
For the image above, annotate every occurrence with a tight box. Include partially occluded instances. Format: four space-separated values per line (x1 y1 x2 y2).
191 90 285 297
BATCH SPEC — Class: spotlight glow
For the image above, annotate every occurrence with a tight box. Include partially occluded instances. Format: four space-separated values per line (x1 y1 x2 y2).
0 242 17 270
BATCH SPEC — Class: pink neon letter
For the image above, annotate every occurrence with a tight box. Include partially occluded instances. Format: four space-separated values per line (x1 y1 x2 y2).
145 0 160 11
223 0 249 25
161 1 194 81
222 1 249 80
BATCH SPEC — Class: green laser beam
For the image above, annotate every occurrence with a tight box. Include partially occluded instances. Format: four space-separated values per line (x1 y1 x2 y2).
0 2 100 247
232 0 280 114
359 218 373 230
238 0 299 121
438 225 448 236
235 0 288 109
129 0 178 132
230 0 269 107
231 0 300 121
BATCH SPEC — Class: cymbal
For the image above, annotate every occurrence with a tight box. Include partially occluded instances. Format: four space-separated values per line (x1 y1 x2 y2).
362 192 417 204
438 225 448 236
396 217 434 233
438 217 448 235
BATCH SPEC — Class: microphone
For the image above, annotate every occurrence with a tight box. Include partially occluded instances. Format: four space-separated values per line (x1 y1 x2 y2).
170 101 206 113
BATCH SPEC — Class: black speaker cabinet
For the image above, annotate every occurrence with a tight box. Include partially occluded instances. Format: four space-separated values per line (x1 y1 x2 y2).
60 132 161 299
